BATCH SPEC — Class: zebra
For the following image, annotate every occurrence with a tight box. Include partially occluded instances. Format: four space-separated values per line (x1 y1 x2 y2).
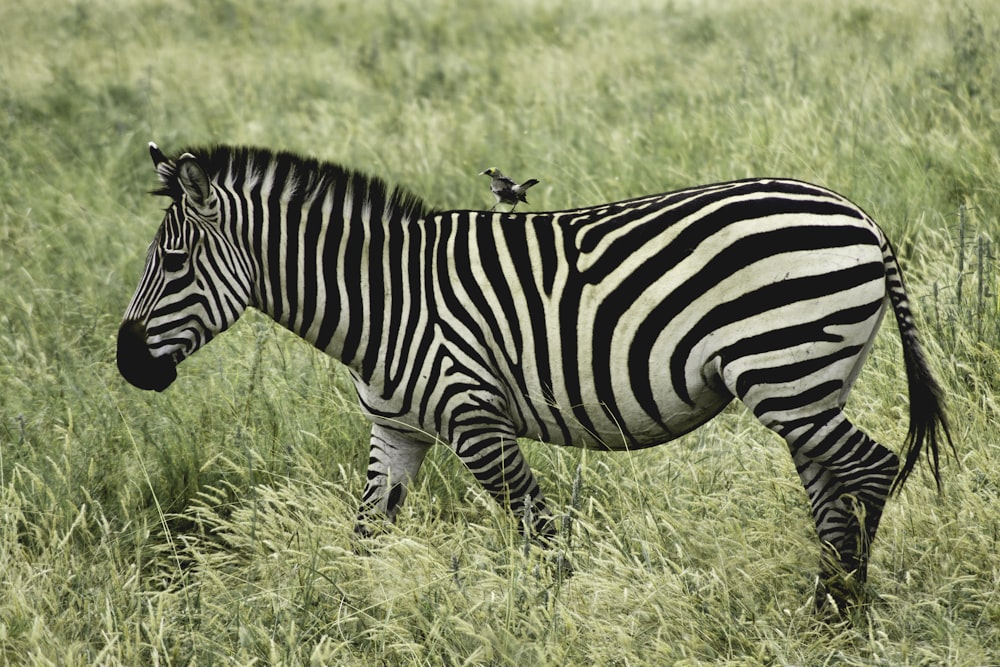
117 143 952 610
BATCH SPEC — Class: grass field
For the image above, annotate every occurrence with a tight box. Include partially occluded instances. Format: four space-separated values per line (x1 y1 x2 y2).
2 0 1000 664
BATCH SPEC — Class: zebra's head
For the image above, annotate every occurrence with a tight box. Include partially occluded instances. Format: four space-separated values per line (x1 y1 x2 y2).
117 143 254 391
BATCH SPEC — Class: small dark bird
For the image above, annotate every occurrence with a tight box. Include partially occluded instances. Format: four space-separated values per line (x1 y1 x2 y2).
479 167 539 212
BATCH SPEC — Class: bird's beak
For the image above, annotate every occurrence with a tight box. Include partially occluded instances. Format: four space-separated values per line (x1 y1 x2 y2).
479 169 489 176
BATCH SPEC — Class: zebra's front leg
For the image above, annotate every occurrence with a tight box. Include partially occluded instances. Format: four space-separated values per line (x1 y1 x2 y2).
453 426 555 541
354 423 432 538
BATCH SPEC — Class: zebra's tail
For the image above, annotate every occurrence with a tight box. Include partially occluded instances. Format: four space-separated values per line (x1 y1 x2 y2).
882 239 955 495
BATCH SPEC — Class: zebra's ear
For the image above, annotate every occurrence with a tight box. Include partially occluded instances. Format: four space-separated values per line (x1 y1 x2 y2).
176 154 215 211
149 142 168 167
149 142 178 193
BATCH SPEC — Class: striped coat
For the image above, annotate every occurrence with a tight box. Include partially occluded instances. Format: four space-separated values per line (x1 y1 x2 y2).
118 145 951 610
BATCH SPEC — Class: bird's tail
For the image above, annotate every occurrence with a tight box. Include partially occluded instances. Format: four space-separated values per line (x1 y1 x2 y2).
518 178 539 192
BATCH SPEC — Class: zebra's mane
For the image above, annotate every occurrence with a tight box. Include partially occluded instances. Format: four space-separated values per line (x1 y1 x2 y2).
154 145 435 224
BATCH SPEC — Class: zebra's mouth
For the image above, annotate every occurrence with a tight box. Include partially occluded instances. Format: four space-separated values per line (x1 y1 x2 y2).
116 320 178 392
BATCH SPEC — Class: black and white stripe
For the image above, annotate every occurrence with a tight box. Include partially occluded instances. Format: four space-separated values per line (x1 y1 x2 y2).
118 144 951 609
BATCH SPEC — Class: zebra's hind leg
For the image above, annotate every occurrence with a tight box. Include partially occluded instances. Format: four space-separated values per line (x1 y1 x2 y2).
354 423 432 539
778 409 899 612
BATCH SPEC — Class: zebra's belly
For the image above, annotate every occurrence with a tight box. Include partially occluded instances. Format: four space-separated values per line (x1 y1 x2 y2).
511 387 733 451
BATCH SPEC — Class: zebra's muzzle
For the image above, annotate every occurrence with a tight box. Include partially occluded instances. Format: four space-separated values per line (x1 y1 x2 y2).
116 320 178 392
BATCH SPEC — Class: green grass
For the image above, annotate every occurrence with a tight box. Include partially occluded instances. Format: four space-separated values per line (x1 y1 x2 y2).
2 0 1000 663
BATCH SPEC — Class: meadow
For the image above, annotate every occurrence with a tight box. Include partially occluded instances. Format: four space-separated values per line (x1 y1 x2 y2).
2 0 999 663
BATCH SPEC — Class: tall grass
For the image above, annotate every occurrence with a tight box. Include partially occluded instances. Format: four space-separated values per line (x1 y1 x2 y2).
2 0 999 664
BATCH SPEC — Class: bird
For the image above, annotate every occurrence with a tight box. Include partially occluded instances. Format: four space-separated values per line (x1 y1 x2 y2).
479 167 539 212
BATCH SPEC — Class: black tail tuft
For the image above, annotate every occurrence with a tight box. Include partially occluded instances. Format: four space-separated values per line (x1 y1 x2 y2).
883 239 956 495
891 329 954 495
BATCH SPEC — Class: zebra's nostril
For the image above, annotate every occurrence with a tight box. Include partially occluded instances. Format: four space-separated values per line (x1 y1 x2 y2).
116 319 177 391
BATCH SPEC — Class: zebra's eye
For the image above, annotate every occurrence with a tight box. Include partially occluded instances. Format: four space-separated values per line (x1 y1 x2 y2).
162 249 188 273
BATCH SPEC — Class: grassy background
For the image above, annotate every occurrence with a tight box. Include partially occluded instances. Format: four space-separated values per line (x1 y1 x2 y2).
2 0 999 664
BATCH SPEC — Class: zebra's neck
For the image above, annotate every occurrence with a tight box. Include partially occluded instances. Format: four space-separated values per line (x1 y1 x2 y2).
201 146 432 377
